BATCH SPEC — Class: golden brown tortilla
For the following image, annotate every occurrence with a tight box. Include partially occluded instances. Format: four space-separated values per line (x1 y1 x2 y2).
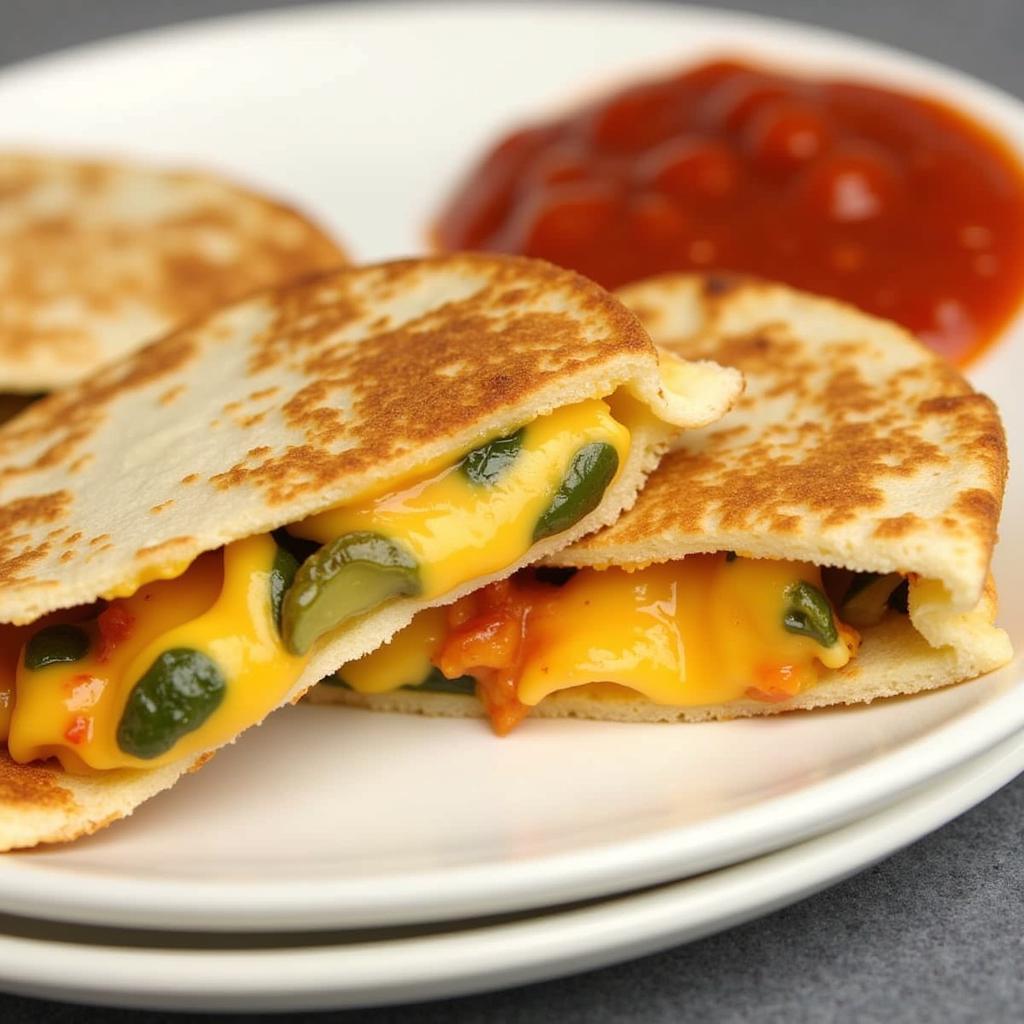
313 273 1011 725
0 255 741 849
0 152 346 391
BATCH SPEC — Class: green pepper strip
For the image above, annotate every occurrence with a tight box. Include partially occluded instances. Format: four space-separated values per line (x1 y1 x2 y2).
783 581 839 648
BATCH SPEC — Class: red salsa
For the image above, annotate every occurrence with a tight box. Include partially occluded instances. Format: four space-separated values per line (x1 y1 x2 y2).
434 59 1024 364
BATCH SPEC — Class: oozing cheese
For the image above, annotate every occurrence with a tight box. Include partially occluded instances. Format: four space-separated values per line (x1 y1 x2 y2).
339 554 858 714
517 556 854 706
0 399 632 772
290 399 631 601
338 607 449 694
7 535 307 772
101 553 200 601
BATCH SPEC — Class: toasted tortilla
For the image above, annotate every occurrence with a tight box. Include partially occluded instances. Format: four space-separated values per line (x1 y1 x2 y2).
0 750 198 852
313 274 1011 725
0 152 345 392
0 255 740 849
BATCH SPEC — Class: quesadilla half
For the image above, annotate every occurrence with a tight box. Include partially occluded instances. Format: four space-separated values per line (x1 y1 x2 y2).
0 152 345 393
314 274 1011 731
0 255 740 850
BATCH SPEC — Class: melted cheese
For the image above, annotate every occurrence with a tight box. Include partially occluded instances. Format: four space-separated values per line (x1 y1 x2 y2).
517 556 854 706
1 400 633 772
290 399 631 601
8 535 307 772
341 555 857 709
338 607 449 693
101 553 198 601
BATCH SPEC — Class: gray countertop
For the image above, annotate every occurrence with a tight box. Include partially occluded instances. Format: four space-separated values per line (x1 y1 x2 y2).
1 1 1022 1021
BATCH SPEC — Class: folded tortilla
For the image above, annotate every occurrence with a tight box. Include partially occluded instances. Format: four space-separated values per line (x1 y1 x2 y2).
0 152 345 393
0 255 740 849
314 274 1011 726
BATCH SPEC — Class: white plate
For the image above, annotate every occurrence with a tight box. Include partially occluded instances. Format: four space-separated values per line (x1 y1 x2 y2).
0 3 1023 931
1 728 1021 1012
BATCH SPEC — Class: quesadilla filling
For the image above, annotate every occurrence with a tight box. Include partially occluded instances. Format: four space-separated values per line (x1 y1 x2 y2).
330 553 882 734
0 399 631 771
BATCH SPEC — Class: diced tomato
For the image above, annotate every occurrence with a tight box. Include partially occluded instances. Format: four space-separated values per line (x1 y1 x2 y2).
639 137 740 200
64 715 92 745
746 663 804 703
516 183 622 254
438 609 520 677
435 577 557 736
96 603 135 663
474 670 531 737
745 100 831 171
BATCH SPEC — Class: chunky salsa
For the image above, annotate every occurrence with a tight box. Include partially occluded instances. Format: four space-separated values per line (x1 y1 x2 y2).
434 59 1024 364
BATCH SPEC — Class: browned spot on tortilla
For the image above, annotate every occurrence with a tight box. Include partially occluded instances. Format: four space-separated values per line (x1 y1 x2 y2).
0 752 75 811
0 255 657 620
954 488 1000 535
569 273 1007 575
158 385 185 407
134 535 196 563
771 515 801 532
0 491 70 584
206 257 648 504
188 751 215 773
874 514 924 539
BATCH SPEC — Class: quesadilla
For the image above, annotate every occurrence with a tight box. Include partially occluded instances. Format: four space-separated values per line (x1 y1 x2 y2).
313 274 1011 731
0 152 345 393
0 255 741 850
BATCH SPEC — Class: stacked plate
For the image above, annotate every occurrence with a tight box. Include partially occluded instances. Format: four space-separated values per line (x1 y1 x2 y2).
0 694 1022 1011
0 3 1022 1012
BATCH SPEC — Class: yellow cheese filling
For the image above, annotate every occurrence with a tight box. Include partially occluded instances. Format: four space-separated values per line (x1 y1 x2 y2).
0 399 632 771
290 399 630 601
339 607 450 694
516 557 854 706
6 535 304 772
336 554 860 720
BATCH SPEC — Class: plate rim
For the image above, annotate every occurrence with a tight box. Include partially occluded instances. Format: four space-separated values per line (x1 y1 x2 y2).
0 728 1021 1012
1 670 1022 932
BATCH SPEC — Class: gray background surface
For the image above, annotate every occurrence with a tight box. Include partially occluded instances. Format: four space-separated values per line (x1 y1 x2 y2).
0 1 1021 1021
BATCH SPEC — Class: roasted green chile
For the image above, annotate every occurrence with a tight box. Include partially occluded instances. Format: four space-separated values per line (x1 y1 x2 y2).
783 581 839 648
533 442 619 541
282 531 421 655
24 624 90 670
116 648 226 760
460 429 524 485
269 545 300 632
